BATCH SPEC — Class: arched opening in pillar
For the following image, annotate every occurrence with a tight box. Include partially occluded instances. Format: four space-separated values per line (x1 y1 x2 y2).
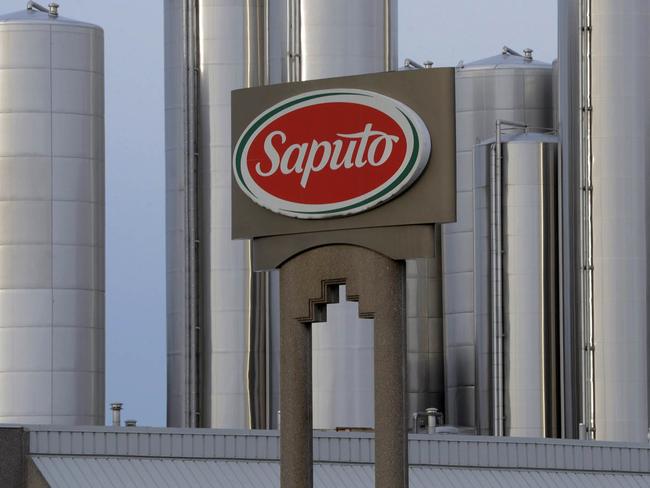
312 284 374 430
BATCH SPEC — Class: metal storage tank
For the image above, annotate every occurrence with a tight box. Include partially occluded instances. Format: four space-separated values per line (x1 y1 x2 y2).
165 0 410 427
165 0 278 429
443 49 553 433
474 133 560 437
0 2 104 425
558 0 649 442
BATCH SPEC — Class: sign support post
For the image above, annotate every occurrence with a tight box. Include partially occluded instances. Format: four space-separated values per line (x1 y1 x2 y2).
279 245 407 488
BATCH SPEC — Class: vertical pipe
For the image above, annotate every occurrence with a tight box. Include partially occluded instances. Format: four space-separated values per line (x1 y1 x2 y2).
577 0 595 440
187 0 201 430
110 403 122 427
383 0 392 71
286 0 301 82
165 0 201 429
557 0 581 440
491 121 528 436
490 139 503 436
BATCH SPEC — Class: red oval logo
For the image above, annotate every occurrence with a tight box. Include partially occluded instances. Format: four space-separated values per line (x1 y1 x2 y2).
233 89 430 219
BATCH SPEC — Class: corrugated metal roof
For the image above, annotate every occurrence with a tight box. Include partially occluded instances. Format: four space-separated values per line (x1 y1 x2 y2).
32 456 650 488
25 426 650 475
14 425 650 487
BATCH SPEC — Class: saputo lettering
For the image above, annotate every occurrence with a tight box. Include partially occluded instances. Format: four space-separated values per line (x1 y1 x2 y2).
255 123 400 188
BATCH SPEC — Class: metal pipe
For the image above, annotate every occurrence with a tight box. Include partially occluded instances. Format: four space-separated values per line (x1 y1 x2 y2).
490 137 503 437
285 0 291 81
577 0 595 440
110 403 123 427
403 58 424 70
491 120 528 436
26 1 46 13
425 408 442 434
557 0 581 440
502 46 522 57
383 0 392 71
412 412 424 433
245 0 267 87
286 0 301 82
413 409 443 434
182 0 201 429
27 1 59 16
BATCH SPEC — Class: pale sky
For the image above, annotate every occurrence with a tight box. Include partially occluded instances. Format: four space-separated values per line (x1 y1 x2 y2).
2 0 557 427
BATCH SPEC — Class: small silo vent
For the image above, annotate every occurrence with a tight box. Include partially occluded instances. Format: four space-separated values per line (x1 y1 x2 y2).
26 1 59 17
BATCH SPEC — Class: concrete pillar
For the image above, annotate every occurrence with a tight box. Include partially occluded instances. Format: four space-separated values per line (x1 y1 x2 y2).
279 245 407 487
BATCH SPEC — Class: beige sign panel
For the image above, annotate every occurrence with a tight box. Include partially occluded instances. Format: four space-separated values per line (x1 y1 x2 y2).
231 68 456 243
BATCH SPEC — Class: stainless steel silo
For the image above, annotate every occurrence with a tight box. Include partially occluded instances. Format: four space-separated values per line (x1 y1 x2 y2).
0 3 104 425
474 133 560 437
165 0 277 429
558 0 649 442
443 49 553 433
165 0 402 429
288 0 442 434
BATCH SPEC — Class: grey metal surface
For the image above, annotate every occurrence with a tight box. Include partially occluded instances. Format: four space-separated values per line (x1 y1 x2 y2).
30 456 650 488
475 134 560 437
443 49 553 433
0 7 104 425
558 0 649 442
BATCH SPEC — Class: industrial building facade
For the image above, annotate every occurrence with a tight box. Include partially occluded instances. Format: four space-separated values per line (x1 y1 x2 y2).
2 425 650 487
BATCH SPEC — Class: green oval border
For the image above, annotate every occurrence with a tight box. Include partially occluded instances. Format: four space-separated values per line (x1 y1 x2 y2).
233 91 423 217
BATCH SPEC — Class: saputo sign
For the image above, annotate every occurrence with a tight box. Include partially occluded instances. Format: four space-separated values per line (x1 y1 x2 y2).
231 68 456 247
233 89 431 219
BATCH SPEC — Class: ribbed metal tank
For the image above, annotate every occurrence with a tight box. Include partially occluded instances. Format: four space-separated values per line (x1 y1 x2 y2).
165 0 278 429
558 0 649 442
0 4 104 425
197 0 254 430
474 133 560 437
443 49 553 433
165 0 406 429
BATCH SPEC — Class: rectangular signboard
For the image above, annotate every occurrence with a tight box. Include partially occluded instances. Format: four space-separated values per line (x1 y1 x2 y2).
231 68 456 240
